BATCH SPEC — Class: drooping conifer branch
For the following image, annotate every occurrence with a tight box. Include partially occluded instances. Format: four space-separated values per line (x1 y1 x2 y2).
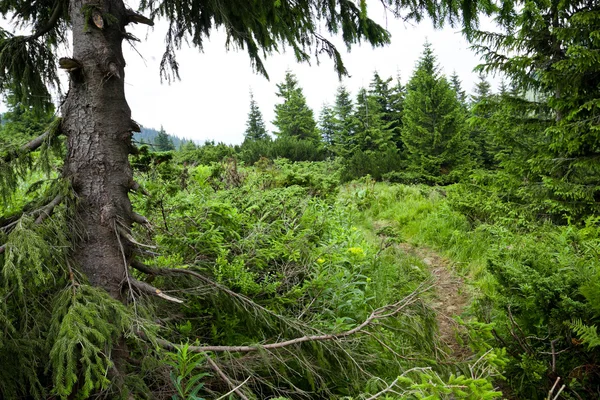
27 0 66 41
0 193 64 254
1 120 61 164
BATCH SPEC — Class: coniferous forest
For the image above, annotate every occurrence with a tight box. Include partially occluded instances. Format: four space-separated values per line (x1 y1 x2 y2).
1 1 599 399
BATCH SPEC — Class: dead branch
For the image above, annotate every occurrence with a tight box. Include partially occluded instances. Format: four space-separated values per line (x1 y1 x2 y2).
215 376 251 400
207 358 250 400
131 212 152 229
148 285 428 353
129 180 149 196
125 9 154 26
116 224 156 249
129 278 183 304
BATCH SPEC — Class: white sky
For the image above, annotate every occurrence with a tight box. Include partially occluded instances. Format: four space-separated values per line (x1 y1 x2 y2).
3 1 501 145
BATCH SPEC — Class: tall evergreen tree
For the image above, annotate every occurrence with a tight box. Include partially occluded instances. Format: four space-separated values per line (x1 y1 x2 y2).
352 87 395 154
472 0 600 218
319 103 337 147
468 74 494 166
332 85 355 155
154 125 175 151
244 91 269 141
272 71 319 141
450 71 468 107
402 43 472 182
388 74 406 150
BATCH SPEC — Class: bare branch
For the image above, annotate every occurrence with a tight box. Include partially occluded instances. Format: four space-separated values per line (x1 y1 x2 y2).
129 278 184 304
129 180 149 196
207 358 250 400
131 212 152 229
147 285 429 353
125 9 154 26
116 224 156 249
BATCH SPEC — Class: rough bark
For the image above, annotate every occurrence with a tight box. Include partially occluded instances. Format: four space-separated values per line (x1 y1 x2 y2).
63 0 133 299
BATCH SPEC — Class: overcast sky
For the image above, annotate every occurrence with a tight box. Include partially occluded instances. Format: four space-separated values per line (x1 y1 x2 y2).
3 1 500 145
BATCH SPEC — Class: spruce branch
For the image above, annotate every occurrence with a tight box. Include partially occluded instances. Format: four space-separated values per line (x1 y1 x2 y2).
1 121 61 164
27 0 65 41
0 194 64 254
34 194 64 224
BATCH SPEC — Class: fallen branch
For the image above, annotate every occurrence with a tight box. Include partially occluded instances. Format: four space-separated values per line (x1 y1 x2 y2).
207 358 250 400
129 278 183 304
148 285 428 353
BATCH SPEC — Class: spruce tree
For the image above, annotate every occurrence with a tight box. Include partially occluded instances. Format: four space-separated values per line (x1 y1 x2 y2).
469 74 495 167
401 43 472 183
389 74 406 150
244 91 269 141
352 87 395 154
272 71 319 141
472 0 600 218
332 85 355 156
154 126 175 151
450 71 468 108
319 103 337 147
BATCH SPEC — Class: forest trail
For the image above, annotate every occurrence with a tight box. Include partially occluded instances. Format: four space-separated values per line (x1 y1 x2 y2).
397 242 471 360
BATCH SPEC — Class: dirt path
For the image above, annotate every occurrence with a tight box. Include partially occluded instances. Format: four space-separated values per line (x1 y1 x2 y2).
397 243 471 361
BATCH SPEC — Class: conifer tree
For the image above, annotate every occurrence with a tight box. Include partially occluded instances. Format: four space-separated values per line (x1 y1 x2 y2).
273 71 319 141
319 103 337 147
389 74 406 150
332 85 355 156
450 71 468 107
155 126 175 151
469 74 495 167
353 87 395 154
472 0 600 218
245 91 269 141
402 43 472 182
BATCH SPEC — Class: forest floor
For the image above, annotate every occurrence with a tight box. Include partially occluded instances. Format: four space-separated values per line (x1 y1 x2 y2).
373 220 471 359
397 243 472 361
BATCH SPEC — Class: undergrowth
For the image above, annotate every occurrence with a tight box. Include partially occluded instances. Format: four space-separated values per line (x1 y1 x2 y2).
344 179 600 399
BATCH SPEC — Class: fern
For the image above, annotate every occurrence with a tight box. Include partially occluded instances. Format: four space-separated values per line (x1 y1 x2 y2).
570 319 600 350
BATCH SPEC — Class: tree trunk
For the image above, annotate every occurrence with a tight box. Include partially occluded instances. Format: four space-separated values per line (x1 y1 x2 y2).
63 0 133 300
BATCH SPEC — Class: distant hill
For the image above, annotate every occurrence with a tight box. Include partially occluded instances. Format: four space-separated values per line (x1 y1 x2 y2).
133 126 188 150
